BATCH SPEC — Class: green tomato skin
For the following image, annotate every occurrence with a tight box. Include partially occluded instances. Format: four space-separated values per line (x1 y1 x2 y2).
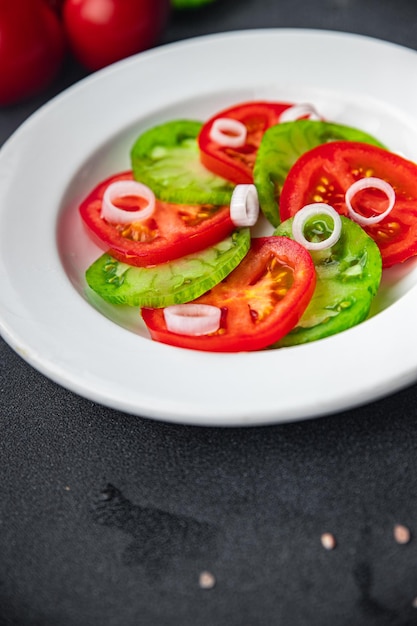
272 216 382 347
253 119 386 227
85 228 250 308
172 0 217 8
130 119 234 206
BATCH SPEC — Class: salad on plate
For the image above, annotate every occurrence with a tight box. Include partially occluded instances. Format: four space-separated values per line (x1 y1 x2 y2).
77 99 417 352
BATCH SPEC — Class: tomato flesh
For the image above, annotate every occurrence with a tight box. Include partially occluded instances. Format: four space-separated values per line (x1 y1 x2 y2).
273 216 382 346
279 141 417 267
131 119 234 206
79 172 235 267
141 237 316 352
253 119 385 227
198 101 295 184
85 228 251 308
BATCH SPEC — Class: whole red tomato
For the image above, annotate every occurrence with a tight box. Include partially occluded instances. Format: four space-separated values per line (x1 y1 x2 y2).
62 0 171 71
0 0 66 106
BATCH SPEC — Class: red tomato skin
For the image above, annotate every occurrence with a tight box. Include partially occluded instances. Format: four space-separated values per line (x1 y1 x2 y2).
79 171 235 267
62 0 171 71
142 237 317 352
198 101 294 184
279 141 417 267
44 0 65 16
0 0 66 105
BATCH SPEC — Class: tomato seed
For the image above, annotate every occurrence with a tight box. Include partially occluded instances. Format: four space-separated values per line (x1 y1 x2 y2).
394 524 411 544
321 532 336 550
199 571 216 589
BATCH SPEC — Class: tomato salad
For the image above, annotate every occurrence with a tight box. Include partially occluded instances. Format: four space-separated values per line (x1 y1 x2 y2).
79 100 417 352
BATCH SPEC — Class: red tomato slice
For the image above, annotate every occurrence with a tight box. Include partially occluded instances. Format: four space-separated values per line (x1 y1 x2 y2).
79 172 235 267
198 101 295 184
279 141 417 268
141 236 316 352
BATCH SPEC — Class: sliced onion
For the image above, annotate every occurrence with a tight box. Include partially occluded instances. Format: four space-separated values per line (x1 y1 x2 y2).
163 304 221 336
101 180 155 224
209 117 247 148
345 177 395 226
292 203 342 250
230 184 260 227
278 103 321 123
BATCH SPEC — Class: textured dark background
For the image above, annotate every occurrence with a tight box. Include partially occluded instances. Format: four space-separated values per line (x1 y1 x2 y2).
2 1 417 625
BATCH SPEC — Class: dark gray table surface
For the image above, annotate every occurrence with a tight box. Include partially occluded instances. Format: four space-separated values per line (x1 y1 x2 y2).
2 1 417 625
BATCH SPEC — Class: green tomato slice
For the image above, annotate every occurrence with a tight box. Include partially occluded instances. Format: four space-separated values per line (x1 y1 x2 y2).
130 119 234 205
85 228 250 308
272 215 382 347
253 120 386 227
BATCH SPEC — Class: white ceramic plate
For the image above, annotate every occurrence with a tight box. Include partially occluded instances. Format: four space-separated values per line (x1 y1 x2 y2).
2 29 417 427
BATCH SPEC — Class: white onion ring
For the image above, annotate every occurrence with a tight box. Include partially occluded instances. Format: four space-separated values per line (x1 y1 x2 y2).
278 103 321 123
209 117 247 148
345 177 395 226
101 180 155 224
292 203 342 250
163 304 221 336
230 184 260 227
